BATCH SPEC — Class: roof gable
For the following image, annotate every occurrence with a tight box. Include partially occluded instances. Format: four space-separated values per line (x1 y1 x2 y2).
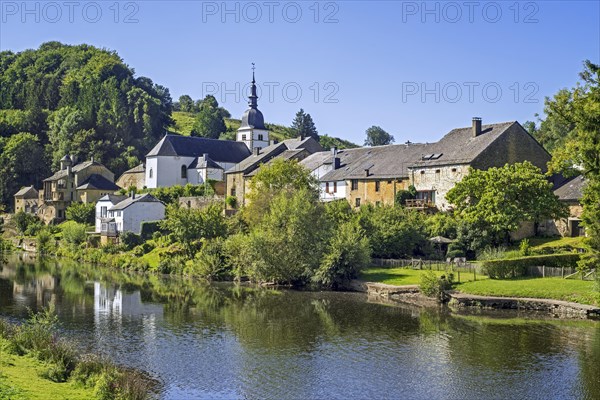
109 193 164 211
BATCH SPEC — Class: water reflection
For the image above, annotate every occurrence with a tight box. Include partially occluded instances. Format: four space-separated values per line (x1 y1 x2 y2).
0 254 598 399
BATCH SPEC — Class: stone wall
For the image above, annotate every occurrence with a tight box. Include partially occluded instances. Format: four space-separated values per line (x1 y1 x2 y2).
409 163 469 210
346 178 407 208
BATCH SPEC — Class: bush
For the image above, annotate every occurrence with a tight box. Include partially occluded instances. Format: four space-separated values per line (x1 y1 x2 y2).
312 220 371 289
394 185 417 206
14 211 41 235
120 232 143 250
225 195 238 209
61 221 87 246
189 238 230 280
482 253 581 279
420 270 453 301
519 238 531 256
140 221 163 240
66 202 95 224
36 229 54 255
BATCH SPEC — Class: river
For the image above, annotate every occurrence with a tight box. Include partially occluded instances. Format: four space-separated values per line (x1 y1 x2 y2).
0 254 599 399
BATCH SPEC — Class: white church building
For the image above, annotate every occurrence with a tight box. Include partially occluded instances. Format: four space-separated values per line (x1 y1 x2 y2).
144 69 272 189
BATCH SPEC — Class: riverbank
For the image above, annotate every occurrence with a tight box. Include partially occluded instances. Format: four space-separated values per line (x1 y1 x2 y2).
0 308 157 400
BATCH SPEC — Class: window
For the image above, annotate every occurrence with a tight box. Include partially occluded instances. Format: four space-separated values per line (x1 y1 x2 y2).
242 134 247 141
149 168 153 178
117 211 121 217
231 188 236 196
451 168 457 173
375 181 380 192
375 201 381 207
355 198 361 207
181 165 187 179
351 179 358 191
258 134 263 141
101 206 107 217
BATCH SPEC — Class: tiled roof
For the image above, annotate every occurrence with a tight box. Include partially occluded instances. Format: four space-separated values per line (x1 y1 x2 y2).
146 134 251 163
14 186 38 197
122 164 145 174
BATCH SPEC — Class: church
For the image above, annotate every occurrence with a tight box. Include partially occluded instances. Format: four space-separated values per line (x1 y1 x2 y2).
143 69 273 189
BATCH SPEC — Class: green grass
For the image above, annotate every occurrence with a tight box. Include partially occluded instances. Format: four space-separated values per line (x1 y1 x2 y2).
0 339 94 400
528 236 587 250
360 267 481 286
456 277 599 306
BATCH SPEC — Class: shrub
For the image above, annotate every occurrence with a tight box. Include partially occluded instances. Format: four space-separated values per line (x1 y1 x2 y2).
420 270 453 301
61 221 87 246
312 220 371 289
519 238 531 256
66 202 95 224
14 211 40 234
36 229 54 255
394 185 417 206
189 238 230 280
482 253 581 279
225 195 238 209
140 221 163 241
120 232 143 250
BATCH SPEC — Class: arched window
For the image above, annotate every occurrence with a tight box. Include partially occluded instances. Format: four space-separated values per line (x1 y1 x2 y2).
149 168 153 178
181 165 187 179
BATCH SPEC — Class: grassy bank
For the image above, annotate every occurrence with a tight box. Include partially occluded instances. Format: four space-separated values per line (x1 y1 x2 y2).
0 339 94 399
360 267 600 306
360 267 481 286
0 307 155 400
456 277 599 306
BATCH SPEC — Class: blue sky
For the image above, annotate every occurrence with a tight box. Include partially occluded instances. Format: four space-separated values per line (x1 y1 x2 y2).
1 1 599 144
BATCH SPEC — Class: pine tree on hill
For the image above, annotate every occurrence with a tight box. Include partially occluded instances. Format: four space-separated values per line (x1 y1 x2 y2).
291 109 319 141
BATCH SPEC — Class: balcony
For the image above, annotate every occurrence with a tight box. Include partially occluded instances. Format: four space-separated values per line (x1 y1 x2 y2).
404 199 436 210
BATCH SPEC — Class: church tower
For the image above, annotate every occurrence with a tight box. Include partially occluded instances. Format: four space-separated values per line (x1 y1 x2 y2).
237 64 270 151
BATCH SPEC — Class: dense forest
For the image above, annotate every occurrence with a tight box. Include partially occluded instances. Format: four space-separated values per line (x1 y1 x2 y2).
0 42 173 207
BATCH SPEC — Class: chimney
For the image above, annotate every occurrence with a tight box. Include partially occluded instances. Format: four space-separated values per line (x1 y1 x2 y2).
253 147 260 156
203 153 209 160
130 191 135 199
365 168 370 177
472 117 482 137
330 146 338 158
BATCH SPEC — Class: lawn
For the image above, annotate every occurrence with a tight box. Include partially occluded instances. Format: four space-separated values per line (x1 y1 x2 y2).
360 267 481 286
456 277 599 306
0 339 94 400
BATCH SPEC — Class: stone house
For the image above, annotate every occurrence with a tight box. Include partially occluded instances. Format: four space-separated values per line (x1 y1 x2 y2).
38 156 120 224
14 186 39 214
538 176 587 237
408 118 553 211
225 137 323 207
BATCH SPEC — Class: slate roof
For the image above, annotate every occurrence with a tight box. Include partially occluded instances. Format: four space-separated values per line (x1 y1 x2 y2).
408 121 516 168
76 174 121 191
43 160 107 181
300 151 335 172
188 154 224 170
146 134 251 163
109 193 164 211
245 149 306 177
318 143 434 181
14 186 38 198
121 164 145 174
225 137 323 176
554 176 587 201
98 194 128 205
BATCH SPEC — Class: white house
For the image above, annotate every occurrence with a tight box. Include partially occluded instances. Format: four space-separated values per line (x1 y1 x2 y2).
95 194 128 232
300 148 346 202
101 193 165 235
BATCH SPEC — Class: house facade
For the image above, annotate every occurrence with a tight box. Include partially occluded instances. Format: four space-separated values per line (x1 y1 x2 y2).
301 118 554 211
38 156 120 224
99 193 165 236
14 186 39 214
538 176 587 237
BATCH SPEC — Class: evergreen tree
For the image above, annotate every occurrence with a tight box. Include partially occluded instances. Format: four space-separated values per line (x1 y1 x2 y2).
291 109 319 141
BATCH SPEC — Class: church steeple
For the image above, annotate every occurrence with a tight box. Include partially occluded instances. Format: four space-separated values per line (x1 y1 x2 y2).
248 63 258 109
237 63 269 151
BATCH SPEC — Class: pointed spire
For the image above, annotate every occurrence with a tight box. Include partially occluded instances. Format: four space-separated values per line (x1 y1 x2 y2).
249 63 258 109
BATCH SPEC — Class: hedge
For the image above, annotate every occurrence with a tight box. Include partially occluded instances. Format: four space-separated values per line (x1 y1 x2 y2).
140 221 164 240
482 253 581 279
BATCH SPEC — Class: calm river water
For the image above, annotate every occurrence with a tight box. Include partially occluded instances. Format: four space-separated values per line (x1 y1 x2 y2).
1 254 599 399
